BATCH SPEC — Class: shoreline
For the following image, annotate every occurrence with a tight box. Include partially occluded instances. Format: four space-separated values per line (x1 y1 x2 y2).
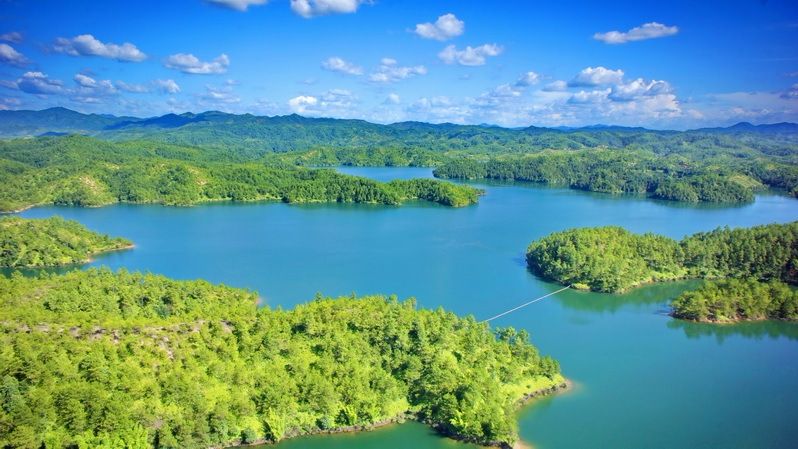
213 379 571 449
0 242 135 270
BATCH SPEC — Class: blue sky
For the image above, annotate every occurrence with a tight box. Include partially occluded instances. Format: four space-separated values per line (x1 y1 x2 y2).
0 0 797 128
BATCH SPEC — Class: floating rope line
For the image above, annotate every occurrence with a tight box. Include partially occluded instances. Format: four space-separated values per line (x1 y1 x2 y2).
481 285 572 323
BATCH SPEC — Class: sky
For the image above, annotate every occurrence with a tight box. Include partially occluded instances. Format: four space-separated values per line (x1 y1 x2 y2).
0 0 797 129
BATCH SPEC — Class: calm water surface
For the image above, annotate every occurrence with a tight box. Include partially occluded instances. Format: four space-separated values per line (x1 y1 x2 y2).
19 167 798 449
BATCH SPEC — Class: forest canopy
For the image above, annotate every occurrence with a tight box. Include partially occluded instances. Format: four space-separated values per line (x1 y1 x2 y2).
671 278 798 323
0 136 481 212
0 216 131 268
0 269 563 449
525 222 798 293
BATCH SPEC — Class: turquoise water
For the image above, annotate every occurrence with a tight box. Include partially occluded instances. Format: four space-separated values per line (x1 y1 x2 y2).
19 167 798 449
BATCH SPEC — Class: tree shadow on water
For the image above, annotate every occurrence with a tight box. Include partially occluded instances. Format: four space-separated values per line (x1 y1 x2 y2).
667 318 798 343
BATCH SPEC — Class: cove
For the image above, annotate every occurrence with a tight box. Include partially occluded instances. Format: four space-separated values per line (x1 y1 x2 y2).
18 167 798 449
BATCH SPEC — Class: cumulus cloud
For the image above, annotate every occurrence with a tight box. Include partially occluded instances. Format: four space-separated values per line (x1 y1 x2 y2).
13 72 65 95
288 89 357 116
414 13 464 41
369 58 427 83
594 22 678 44
53 34 146 62
568 66 624 87
438 44 503 66
70 74 119 104
385 93 401 104
155 79 181 94
200 84 240 105
206 0 268 11
288 95 318 113
116 81 150 93
0 32 22 44
543 80 568 92
115 79 181 94
165 53 229 74
290 0 369 18
609 78 672 101
321 56 363 75
0 44 27 67
515 71 540 87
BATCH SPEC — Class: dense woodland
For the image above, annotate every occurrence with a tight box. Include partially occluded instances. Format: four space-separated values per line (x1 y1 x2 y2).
671 278 798 322
0 269 563 449
0 136 480 212
525 222 798 293
433 151 798 203
0 216 130 268
2 109 798 207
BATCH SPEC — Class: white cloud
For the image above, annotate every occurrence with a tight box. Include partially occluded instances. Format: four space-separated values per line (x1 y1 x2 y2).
438 43 503 66
165 53 229 74
14 72 65 95
609 78 672 101
385 93 401 104
288 89 358 116
414 13 464 41
321 56 363 75
0 32 22 44
0 97 22 110
0 44 27 67
515 71 540 87
781 83 798 100
115 79 181 94
71 74 118 103
290 0 369 18
569 66 624 87
206 0 268 11
155 79 181 94
568 88 611 104
594 22 679 44
116 81 151 93
543 80 568 92
200 84 240 105
369 58 427 83
53 34 147 62
288 95 318 113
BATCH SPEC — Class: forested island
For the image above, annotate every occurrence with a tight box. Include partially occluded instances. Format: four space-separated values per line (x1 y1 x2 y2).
0 216 131 268
0 136 480 212
432 151 793 203
0 269 564 449
526 222 798 292
671 278 798 322
525 222 798 322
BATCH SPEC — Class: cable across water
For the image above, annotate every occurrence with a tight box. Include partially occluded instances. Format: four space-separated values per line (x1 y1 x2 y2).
481 285 572 323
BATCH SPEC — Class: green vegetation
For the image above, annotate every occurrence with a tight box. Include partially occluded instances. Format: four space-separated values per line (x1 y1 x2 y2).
0 136 480 212
433 150 777 203
0 216 131 268
525 222 798 293
263 147 447 168
3 109 798 208
671 278 798 322
0 269 563 449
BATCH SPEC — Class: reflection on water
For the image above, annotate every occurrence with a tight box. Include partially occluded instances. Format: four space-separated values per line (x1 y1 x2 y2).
667 317 798 342
552 279 701 314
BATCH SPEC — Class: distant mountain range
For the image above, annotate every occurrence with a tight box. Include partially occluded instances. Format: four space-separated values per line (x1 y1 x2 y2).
1 107 796 155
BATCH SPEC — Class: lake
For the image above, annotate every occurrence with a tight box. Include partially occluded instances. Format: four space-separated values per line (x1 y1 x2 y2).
19 167 798 449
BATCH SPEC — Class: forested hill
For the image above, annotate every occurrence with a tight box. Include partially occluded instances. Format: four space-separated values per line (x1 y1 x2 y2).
0 216 131 267
0 136 481 212
0 269 564 449
1 108 797 159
